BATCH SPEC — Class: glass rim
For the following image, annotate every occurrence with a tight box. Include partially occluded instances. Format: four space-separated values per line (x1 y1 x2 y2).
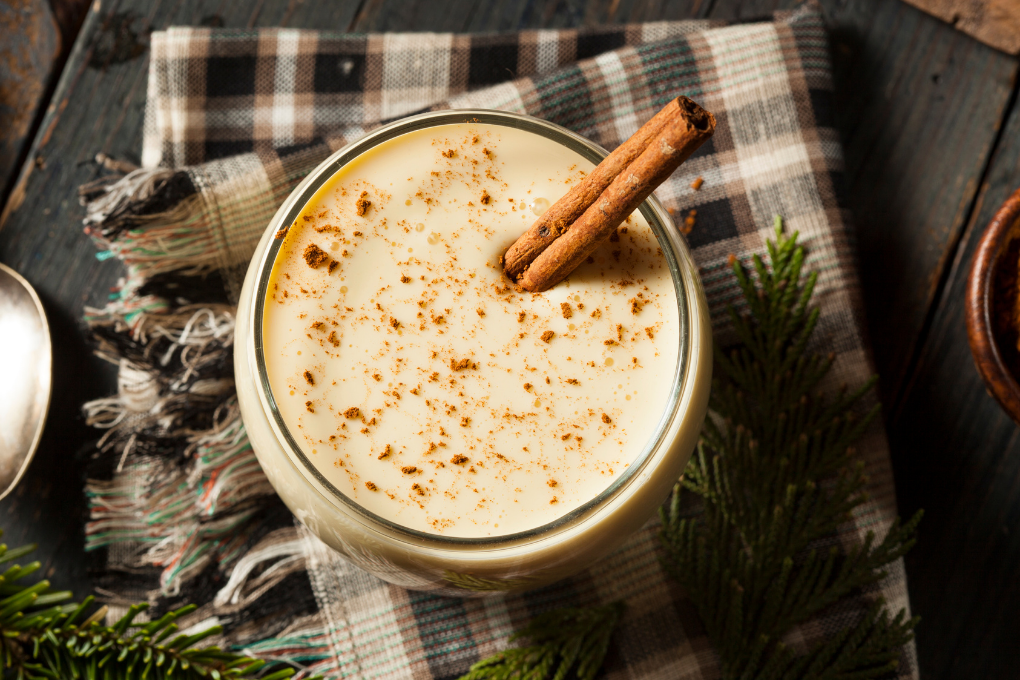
250 109 694 550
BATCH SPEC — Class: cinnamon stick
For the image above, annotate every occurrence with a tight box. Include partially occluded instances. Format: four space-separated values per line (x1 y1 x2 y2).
506 96 715 292
502 101 682 280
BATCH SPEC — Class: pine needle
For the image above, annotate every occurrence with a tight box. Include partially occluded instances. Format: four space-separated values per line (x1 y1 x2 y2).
458 603 624 680
659 217 922 679
0 534 319 680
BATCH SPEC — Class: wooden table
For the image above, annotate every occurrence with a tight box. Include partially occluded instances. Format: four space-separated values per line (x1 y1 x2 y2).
1 0 1017 676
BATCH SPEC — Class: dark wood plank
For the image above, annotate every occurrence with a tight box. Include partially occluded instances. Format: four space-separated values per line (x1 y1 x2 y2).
709 0 1020 412
0 0 92 209
902 0 1020 56
49 0 92 47
349 0 709 33
0 0 60 203
888 86 1020 679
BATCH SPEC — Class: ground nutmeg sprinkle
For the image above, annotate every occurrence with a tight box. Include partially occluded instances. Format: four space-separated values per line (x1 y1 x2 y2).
261 123 681 537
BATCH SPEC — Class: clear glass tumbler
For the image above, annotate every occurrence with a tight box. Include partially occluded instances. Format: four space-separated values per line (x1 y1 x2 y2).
234 109 712 595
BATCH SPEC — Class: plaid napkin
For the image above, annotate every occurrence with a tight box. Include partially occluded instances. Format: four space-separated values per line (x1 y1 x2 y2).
79 6 917 678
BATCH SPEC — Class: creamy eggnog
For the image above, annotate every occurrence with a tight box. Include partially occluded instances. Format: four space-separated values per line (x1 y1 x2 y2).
262 123 680 538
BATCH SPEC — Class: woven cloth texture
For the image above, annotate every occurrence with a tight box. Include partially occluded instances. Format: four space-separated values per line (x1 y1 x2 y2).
79 6 917 679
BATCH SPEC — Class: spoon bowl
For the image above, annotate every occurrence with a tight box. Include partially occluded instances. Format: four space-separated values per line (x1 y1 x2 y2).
0 263 51 500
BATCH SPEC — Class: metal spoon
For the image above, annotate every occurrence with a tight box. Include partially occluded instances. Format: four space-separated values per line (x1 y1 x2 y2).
0 263 51 501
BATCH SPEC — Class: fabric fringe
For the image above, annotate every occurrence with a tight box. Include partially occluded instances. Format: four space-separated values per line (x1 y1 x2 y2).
212 528 306 609
81 305 331 677
80 167 199 239
80 168 228 279
86 398 275 595
239 614 338 678
78 181 310 652
82 299 279 595
84 303 237 440
95 526 324 679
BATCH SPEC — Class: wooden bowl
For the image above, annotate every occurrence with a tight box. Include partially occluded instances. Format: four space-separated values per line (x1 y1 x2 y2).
966 186 1020 424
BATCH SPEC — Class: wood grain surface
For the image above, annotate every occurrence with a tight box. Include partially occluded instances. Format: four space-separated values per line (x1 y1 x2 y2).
902 0 1020 55
0 0 59 203
0 0 1018 677
890 89 1020 679
711 0 1020 409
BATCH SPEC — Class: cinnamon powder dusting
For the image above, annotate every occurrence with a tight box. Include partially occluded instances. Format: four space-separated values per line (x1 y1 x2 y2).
303 244 330 268
356 191 371 216
681 209 697 235
450 358 477 371
263 123 680 537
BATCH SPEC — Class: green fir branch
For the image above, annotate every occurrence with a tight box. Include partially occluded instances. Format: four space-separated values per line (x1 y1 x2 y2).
0 535 315 680
457 603 624 680
660 217 922 680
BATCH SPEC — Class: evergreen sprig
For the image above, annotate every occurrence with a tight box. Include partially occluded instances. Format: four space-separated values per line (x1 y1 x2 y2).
457 603 624 680
0 536 310 680
659 218 922 679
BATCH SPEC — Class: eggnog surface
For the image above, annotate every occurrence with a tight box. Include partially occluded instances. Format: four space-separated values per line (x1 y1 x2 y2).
263 123 680 538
